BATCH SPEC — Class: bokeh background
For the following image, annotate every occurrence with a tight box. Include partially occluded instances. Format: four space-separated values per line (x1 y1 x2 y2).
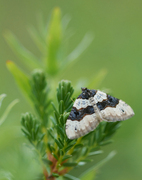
0 0 142 180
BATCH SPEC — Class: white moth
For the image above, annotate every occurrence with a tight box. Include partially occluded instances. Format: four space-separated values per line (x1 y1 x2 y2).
66 88 134 139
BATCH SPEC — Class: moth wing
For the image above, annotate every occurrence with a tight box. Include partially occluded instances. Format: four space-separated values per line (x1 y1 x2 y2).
66 98 99 139
98 98 134 122
93 90 134 122
66 114 99 139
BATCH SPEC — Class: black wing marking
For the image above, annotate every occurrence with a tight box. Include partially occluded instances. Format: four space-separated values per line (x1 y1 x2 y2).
68 106 95 121
97 94 119 111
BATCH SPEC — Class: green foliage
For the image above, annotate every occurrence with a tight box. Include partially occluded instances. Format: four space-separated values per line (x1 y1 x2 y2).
0 94 6 108
20 77 120 180
21 113 46 157
47 7 62 75
6 61 31 103
79 151 116 180
4 31 41 70
4 7 102 98
21 113 40 143
0 94 19 126
5 7 122 180
30 69 50 126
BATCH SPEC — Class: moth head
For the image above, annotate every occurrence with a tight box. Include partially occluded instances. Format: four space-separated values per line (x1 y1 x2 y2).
81 87 87 92
81 87 92 98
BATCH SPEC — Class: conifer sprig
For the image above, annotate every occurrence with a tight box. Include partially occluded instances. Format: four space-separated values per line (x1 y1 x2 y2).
20 75 121 180
30 69 50 126
5 7 121 180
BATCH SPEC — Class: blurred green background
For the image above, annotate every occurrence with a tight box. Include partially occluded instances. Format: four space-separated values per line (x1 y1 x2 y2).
0 0 141 180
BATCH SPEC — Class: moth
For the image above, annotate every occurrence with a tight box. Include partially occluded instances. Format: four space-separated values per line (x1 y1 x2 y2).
66 88 134 139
